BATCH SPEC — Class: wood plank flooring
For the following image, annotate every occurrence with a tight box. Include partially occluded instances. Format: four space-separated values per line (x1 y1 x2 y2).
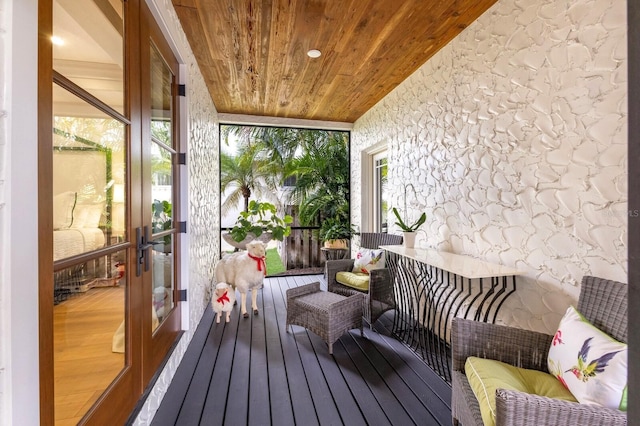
54 286 125 425
147 274 452 425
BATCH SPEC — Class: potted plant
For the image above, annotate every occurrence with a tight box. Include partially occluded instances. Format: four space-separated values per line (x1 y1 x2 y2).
392 207 426 248
225 200 293 250
318 217 354 249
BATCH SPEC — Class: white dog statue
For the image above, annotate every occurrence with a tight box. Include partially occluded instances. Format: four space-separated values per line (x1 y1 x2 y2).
211 282 236 323
214 240 267 318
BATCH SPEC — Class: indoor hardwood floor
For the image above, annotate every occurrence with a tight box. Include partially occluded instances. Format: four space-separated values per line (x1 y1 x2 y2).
144 274 452 426
54 285 125 425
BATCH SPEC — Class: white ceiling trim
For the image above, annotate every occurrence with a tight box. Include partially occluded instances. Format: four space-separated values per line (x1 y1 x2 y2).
218 113 354 131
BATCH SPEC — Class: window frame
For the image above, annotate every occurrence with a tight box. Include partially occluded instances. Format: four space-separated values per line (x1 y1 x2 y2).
372 150 388 233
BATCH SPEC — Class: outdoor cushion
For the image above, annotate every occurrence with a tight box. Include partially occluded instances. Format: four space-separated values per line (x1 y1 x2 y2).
465 356 577 426
352 248 385 274
335 271 369 291
547 305 628 410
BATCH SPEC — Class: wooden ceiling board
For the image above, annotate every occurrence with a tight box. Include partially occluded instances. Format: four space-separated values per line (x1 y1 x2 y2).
173 0 497 123
173 6 213 68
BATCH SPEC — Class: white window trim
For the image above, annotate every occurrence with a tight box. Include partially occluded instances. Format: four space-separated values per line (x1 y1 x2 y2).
360 142 387 232
372 151 387 233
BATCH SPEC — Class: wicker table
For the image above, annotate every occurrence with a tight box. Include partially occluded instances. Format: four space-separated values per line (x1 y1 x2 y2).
286 282 364 354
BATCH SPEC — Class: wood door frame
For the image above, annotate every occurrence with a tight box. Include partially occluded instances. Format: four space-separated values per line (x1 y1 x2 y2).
38 0 143 424
37 0 55 421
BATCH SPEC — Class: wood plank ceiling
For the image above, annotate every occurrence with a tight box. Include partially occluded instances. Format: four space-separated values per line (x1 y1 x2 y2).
172 0 497 123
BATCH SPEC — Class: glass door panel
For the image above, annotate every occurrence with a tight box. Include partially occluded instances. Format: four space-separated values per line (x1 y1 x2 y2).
53 90 127 249
51 0 129 420
52 89 128 424
140 5 182 383
53 0 124 114
149 43 177 332
151 236 174 329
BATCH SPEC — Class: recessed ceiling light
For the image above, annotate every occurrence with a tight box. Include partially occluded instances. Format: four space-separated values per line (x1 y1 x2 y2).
307 49 321 59
51 36 64 46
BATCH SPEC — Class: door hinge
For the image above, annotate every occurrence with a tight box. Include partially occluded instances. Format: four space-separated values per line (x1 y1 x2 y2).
178 289 187 301
178 221 187 233
178 84 186 97
178 153 187 165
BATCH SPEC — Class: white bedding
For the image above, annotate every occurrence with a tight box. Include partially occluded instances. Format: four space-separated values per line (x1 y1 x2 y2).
53 228 105 261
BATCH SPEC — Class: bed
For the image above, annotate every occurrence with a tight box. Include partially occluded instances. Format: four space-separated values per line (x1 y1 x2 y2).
53 191 106 302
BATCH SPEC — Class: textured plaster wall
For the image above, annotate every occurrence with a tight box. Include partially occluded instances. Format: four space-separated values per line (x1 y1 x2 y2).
352 0 627 334
133 1 220 423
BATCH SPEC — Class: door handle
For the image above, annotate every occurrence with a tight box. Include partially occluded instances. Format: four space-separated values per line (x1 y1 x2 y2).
136 226 153 276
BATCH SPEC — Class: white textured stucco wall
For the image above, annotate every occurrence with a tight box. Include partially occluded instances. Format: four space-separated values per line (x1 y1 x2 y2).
352 0 627 334
133 1 220 424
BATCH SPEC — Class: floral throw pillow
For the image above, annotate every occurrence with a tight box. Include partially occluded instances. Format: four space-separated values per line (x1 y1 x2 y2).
352 248 385 274
547 305 627 411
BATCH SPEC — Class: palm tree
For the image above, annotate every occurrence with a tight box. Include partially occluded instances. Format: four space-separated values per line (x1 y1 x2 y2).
221 125 292 211
220 125 350 230
219 143 279 216
224 125 300 167
286 131 349 227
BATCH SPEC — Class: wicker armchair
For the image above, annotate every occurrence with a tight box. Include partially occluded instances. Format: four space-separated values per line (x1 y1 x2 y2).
451 275 628 426
325 232 403 328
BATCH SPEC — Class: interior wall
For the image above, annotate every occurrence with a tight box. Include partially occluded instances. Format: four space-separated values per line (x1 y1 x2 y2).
352 0 627 334
131 0 220 423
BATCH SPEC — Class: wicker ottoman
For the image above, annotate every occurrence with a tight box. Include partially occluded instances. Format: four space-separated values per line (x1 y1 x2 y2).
286 282 364 354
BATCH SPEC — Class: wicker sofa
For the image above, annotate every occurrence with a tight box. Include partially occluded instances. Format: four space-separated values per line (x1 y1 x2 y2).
325 232 403 328
451 275 627 426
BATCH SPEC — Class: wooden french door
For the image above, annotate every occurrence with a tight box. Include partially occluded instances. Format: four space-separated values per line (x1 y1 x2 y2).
139 1 183 385
40 0 182 424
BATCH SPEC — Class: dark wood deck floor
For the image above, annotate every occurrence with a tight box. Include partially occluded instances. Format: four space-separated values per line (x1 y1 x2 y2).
149 274 451 426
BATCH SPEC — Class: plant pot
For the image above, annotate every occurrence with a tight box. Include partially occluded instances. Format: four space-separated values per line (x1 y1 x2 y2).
222 232 273 250
254 231 273 245
222 232 254 250
402 232 416 249
324 239 348 249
